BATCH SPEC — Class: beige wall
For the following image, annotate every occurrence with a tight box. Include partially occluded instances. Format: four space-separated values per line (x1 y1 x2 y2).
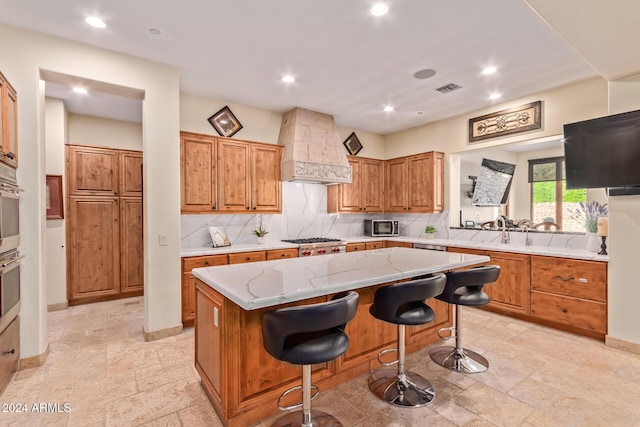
607 73 640 346
179 92 386 159
1 22 181 359
44 98 68 307
68 114 142 151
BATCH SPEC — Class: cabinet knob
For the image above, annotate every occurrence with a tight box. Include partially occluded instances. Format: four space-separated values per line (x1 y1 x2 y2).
204 261 209 265
7 152 15 160
561 308 568 313
3 349 15 355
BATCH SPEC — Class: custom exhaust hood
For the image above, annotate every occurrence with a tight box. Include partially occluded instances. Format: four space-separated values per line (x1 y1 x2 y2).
278 107 352 185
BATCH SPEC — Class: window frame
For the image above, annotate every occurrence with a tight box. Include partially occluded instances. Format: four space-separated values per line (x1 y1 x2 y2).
528 156 565 228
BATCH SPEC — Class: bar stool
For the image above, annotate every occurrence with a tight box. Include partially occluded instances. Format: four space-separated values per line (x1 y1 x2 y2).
368 273 446 407
429 265 500 374
262 291 359 427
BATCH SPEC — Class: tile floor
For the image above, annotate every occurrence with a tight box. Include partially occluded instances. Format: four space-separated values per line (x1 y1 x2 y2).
1 296 640 426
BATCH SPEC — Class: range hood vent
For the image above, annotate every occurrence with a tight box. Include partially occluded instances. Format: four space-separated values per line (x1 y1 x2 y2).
278 107 352 185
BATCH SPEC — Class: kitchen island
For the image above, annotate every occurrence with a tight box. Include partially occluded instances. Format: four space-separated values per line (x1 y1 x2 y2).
192 247 489 427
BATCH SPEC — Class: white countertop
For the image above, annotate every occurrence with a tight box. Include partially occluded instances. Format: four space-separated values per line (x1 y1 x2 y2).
182 236 608 262
180 241 299 257
192 247 490 310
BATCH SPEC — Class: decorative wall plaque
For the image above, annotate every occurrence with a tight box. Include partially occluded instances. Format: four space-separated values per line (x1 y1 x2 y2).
469 101 542 142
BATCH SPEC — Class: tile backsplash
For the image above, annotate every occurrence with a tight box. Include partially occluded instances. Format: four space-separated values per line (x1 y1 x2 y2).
180 182 449 247
180 182 587 250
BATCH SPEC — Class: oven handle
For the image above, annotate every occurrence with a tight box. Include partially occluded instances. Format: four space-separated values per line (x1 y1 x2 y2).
0 255 25 269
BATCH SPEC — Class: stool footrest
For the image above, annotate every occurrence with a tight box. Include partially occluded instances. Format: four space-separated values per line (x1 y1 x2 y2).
376 348 399 367
276 384 319 411
436 326 456 340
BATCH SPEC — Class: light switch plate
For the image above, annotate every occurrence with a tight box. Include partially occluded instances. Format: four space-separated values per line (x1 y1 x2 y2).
159 233 168 246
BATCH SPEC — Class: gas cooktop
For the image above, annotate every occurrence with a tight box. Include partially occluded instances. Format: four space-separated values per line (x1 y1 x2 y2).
282 238 343 244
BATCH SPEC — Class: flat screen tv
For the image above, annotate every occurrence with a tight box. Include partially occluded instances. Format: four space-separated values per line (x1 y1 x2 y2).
564 109 640 192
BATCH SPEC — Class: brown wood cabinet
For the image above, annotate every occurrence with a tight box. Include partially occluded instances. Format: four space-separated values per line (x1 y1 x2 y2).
447 247 530 315
66 145 143 305
182 254 228 326
0 71 18 168
68 196 121 300
530 255 607 338
327 156 384 213
195 276 450 427
68 145 119 196
0 317 19 394
181 132 217 212
181 249 298 326
180 131 282 214
119 150 143 197
385 241 413 248
447 247 608 340
385 151 444 213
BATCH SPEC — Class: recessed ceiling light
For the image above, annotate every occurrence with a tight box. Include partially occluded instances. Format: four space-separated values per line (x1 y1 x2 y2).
149 28 162 36
370 3 389 16
482 67 497 75
84 16 106 29
383 105 394 112
72 87 88 94
413 69 436 80
282 75 295 83
488 93 501 100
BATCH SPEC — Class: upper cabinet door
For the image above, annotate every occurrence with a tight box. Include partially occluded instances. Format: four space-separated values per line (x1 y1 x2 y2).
0 72 18 168
385 158 407 212
67 145 119 196
408 153 433 212
218 139 251 212
180 132 217 212
119 150 143 197
361 158 384 212
250 143 282 213
338 158 362 212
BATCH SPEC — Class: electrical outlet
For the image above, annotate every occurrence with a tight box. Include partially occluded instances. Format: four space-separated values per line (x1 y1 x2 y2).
159 233 168 246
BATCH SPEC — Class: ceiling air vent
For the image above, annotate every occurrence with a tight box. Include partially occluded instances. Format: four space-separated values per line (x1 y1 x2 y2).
436 83 462 94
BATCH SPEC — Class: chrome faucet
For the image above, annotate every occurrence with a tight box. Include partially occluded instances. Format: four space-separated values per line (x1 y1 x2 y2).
497 216 510 244
524 225 533 246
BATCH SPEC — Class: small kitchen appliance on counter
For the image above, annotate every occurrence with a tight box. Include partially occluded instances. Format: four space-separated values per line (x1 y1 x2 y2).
364 219 399 237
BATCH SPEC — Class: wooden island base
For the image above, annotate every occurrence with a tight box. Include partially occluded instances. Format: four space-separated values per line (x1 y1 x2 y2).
195 278 452 427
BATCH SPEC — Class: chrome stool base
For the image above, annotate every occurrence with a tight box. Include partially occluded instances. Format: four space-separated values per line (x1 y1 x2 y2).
368 368 435 407
270 409 343 427
429 345 488 374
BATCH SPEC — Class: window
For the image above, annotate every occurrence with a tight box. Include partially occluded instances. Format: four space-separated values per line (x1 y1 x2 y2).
528 157 586 232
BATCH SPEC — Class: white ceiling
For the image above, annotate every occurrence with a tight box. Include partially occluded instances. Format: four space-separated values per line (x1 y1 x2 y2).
1 0 632 134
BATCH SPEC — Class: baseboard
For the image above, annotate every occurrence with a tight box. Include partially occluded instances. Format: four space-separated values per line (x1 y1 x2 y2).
143 324 183 342
605 335 640 356
20 342 50 370
47 302 68 312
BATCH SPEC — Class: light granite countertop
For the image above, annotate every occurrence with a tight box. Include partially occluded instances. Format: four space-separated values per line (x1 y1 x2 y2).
192 247 489 310
182 236 608 262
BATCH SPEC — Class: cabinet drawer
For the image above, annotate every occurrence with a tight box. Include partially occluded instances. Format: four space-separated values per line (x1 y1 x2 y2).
266 249 298 260
531 291 606 334
365 241 384 250
228 251 267 264
385 241 413 248
0 317 19 393
346 243 365 252
531 256 606 302
183 254 228 272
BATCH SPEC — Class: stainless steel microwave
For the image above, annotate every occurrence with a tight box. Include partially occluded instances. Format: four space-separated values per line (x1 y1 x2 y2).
364 219 399 237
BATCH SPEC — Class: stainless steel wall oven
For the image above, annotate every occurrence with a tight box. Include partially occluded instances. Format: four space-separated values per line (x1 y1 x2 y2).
0 163 21 334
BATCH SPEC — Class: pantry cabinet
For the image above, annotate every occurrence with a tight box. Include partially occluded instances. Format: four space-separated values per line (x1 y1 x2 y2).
0 72 18 168
66 145 143 305
180 131 282 214
327 156 384 213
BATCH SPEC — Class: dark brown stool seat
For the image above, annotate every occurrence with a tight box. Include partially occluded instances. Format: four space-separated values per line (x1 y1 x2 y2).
429 265 500 374
263 291 359 427
367 273 446 408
